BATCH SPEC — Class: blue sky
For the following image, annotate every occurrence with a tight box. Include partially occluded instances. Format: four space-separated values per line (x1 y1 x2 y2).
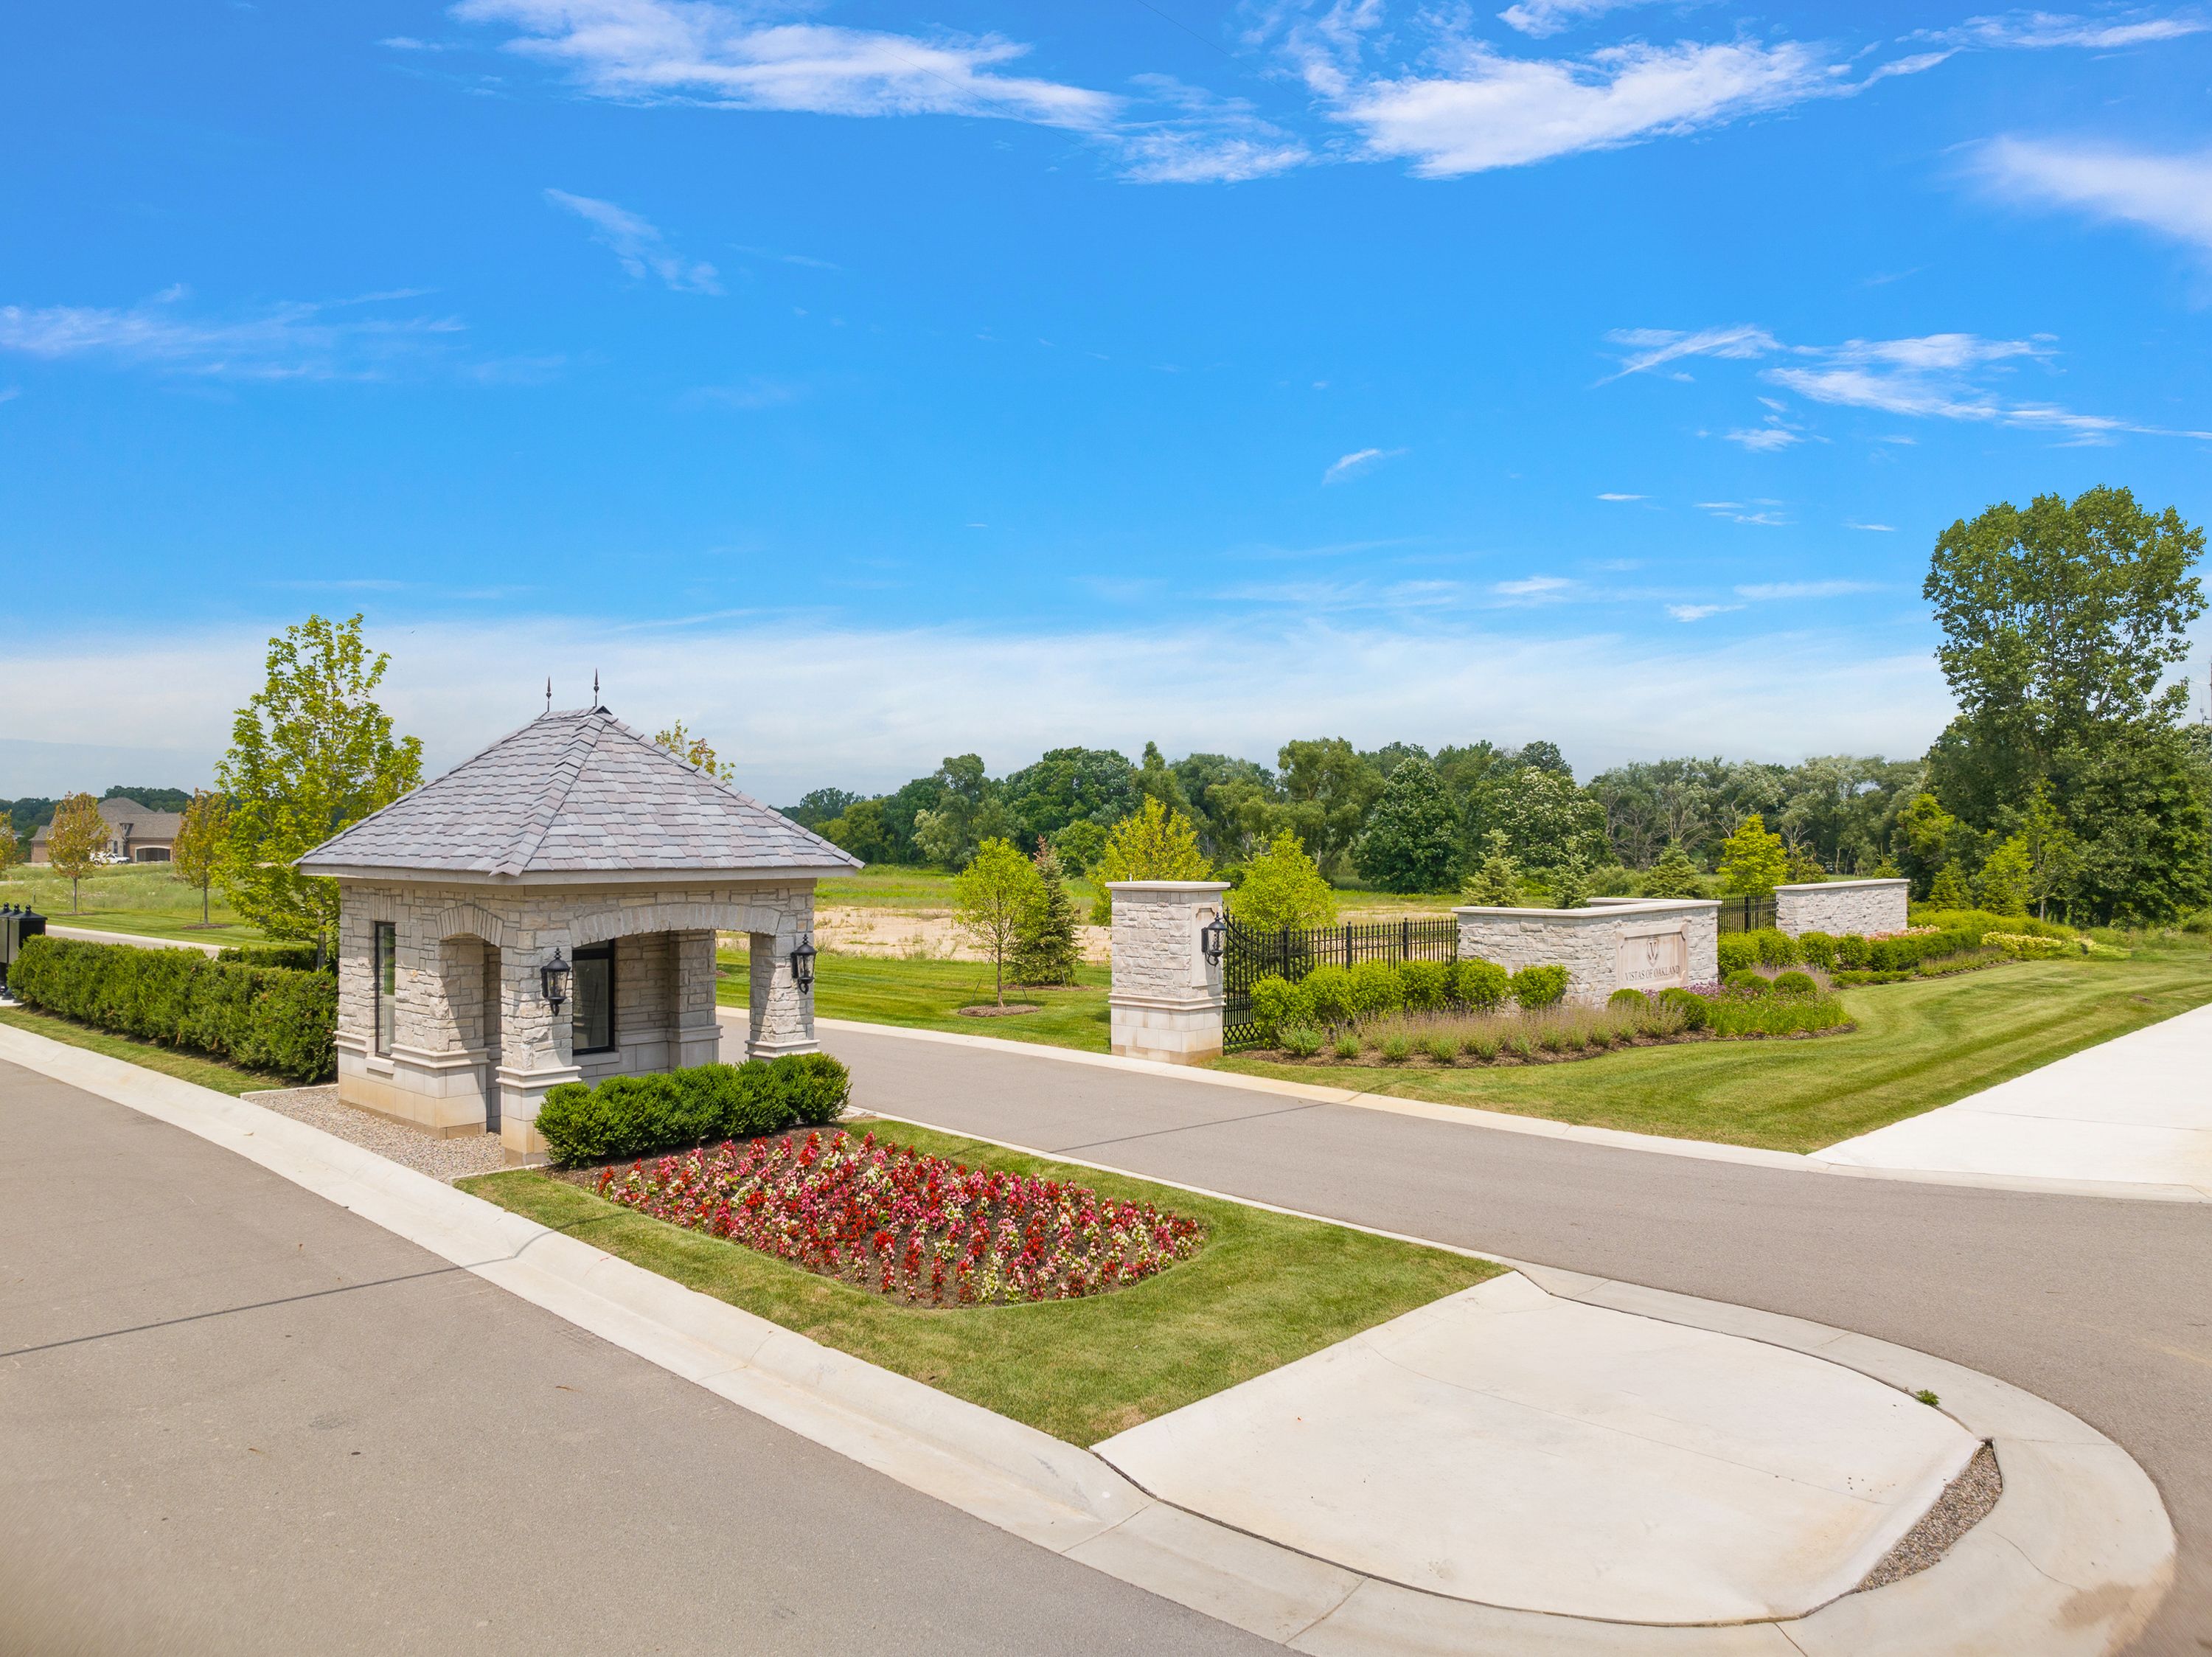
4 0 2210 799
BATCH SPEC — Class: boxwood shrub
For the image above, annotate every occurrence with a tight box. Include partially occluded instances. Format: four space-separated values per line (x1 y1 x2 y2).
535 1052 852 1167
1509 963 1569 1010
10 935 335 1082
1250 974 1314 1041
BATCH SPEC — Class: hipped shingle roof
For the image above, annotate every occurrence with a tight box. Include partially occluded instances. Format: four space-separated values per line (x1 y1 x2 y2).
294 708 860 879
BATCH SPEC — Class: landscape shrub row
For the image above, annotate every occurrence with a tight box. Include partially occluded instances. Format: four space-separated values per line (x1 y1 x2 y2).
216 942 329 971
9 935 335 1082
536 1053 852 1167
1719 925 1994 976
1249 956 1557 1041
1267 979 1847 1067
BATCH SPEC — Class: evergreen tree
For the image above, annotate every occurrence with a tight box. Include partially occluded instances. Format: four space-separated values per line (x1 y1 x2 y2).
1459 831 1522 906
1975 835 2033 916
1011 839 1081 985
1544 852 1591 909
1642 839 1701 898
1354 756 1460 892
1927 864 1973 909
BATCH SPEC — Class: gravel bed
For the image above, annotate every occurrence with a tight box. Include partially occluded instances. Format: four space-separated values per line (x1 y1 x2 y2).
1857 1441 2003 1591
240 1085 512 1182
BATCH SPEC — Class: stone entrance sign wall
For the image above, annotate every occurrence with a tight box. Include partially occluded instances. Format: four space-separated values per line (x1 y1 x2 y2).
1455 900 1719 1007
1774 878 1909 939
1107 880 1228 1063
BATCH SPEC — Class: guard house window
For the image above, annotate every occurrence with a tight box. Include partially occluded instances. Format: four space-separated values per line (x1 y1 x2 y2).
571 943 615 1055
373 923 396 1057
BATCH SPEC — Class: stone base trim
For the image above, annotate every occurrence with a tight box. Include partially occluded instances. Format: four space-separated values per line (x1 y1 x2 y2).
2 1020 2171 1657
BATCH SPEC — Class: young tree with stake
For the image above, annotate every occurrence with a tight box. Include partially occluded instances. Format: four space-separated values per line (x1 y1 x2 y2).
171 789 230 928
954 838 1043 1007
45 793 108 914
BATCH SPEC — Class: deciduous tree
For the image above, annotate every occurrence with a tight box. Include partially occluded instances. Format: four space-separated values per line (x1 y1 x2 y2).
218 614 423 959
171 789 230 927
1717 813 1787 899
46 793 108 913
1230 832 1336 933
1088 796 1211 924
954 837 1043 1006
654 721 735 781
1354 757 1459 893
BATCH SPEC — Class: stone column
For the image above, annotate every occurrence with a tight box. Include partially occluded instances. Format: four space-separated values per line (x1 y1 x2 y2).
672 928 723 1069
495 931 582 1161
1107 881 1228 1064
746 925 818 1059
388 932 494 1138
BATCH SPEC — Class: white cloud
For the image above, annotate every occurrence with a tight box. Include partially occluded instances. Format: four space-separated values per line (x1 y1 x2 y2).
545 189 722 293
0 614 1955 800
1492 574 1576 600
1323 445 1403 482
1847 521 1898 531
1330 38 1848 176
1665 602 1742 621
1605 323 1778 378
458 0 1113 127
1609 322 2212 442
1734 580 1880 599
1596 491 1645 500
1723 421 1802 451
1497 0 1668 39
1922 10 2208 49
1112 75 1311 183
1973 136 2212 255
0 290 462 380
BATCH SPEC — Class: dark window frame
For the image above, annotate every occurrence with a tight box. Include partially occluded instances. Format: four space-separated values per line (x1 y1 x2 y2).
571 942 616 1056
372 922 396 1057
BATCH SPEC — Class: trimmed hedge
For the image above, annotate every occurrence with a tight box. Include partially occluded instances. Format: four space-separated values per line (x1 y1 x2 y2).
535 1052 851 1167
1508 964 1569 1010
1247 953 1514 1040
10 935 335 1082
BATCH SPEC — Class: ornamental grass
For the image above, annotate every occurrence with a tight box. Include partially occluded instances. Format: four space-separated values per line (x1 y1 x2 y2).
595 1129 1203 1307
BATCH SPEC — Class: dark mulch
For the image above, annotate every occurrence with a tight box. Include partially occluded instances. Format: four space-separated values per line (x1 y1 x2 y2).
956 1003 1043 1018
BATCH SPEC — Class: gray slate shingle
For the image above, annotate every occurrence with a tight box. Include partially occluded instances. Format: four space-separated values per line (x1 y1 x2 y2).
295 709 862 878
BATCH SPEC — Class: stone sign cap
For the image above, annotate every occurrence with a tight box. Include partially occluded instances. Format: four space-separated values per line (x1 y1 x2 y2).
1106 880 1232 892
295 706 863 881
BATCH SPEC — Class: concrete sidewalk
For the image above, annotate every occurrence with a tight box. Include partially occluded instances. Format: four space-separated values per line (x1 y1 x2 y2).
1813 1003 2212 1197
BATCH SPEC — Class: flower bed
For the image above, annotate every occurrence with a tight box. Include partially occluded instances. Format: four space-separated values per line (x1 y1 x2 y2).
594 1129 1204 1305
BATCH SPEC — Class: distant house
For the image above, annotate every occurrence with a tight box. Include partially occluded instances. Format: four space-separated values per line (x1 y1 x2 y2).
29 796 184 864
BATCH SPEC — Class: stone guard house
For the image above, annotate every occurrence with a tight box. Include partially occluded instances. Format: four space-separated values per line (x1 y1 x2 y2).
295 707 860 1160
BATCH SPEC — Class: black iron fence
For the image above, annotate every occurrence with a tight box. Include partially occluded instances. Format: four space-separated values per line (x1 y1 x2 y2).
1222 914 1458 1052
1716 894 1777 934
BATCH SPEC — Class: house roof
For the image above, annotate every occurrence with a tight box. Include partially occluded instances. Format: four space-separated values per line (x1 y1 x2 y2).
30 796 184 844
293 707 862 881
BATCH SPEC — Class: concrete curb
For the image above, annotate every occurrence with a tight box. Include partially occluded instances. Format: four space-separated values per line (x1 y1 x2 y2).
799 1014 2212 1205
1 1024 2174 1655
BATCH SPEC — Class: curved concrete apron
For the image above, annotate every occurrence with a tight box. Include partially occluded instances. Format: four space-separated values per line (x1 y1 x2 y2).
1095 1274 1975 1625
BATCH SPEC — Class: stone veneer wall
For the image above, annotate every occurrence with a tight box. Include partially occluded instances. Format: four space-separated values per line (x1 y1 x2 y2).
335 878 815 1158
1107 881 1228 1063
1453 900 1720 1007
1773 879 1909 939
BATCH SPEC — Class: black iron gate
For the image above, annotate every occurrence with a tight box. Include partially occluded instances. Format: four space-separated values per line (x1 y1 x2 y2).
1716 895 1777 934
1222 914 1459 1052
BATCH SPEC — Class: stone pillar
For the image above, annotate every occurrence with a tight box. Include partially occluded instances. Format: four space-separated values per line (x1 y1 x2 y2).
495 935 582 1162
672 928 723 1069
387 932 494 1139
1107 881 1228 1064
746 928 818 1058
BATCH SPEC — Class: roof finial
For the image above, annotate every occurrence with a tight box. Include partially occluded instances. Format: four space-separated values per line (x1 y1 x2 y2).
593 670 601 709
544 675 552 714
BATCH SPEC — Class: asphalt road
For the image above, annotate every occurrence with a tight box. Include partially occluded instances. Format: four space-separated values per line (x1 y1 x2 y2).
0 1058 1277 1657
818 1025 2212 1656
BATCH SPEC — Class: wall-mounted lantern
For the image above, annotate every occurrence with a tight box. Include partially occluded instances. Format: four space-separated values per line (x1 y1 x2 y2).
1199 911 1227 967
790 935 817 993
540 948 573 1011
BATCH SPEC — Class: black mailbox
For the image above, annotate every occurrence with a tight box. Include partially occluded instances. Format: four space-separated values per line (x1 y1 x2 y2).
0 903 46 999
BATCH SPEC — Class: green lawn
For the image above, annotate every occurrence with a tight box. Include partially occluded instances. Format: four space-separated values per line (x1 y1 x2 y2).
462 1119 1496 1445
1222 945 2212 1153
819 862 1107 914
0 864 267 945
719 946 1113 1052
0 1002 294 1096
